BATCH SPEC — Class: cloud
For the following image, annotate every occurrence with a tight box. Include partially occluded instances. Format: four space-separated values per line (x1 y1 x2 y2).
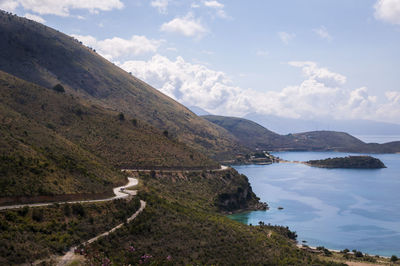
161 13 207 38
278 31 295 45
151 0 169 14
24 13 45 23
71 34 162 61
118 55 400 123
202 0 230 19
374 0 400 25
313 26 332 40
376 91 400 122
0 0 18 12
288 61 346 87
204 0 224 8
2 0 124 17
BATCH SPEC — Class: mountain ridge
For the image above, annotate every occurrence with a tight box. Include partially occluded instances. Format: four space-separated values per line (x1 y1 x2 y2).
0 10 247 160
203 115 400 153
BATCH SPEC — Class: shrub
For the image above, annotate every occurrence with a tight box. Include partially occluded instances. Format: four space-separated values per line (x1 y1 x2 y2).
63 204 71 216
354 251 363 258
52 84 65 93
341 248 349 254
72 203 85 217
391 255 398 262
32 209 44 222
118 113 125 121
18 206 29 216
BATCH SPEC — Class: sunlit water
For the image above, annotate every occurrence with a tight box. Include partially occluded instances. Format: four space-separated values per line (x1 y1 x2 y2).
229 152 400 257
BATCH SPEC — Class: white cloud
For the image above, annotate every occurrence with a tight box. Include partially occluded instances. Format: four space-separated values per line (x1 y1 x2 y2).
151 0 169 14
288 61 346 87
161 13 207 38
0 0 18 12
71 34 162 61
119 56 400 123
191 2 200 8
313 26 332 40
204 0 224 8
4 0 124 17
278 31 295 45
24 13 45 23
374 0 400 25
203 0 230 19
376 91 400 122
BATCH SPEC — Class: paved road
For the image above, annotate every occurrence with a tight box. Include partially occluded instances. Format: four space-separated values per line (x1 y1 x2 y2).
0 177 138 211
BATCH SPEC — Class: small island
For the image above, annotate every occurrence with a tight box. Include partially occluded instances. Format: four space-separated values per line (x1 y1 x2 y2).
306 156 386 169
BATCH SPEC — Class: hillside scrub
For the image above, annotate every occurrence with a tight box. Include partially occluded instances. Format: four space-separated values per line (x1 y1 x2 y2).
84 170 344 265
0 198 140 264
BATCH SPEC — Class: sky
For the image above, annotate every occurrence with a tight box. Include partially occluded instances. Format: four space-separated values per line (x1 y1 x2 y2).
1 0 400 124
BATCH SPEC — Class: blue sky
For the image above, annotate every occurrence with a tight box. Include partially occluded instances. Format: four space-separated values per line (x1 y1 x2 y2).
1 0 400 123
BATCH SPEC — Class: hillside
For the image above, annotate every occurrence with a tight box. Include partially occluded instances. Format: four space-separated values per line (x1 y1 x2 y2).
203 115 400 153
0 11 247 160
0 70 218 203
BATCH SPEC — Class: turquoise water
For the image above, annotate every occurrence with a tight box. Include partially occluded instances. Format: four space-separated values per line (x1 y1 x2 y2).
229 152 400 257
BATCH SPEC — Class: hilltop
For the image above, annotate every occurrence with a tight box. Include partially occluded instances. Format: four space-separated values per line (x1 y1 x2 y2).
203 115 400 153
0 11 247 160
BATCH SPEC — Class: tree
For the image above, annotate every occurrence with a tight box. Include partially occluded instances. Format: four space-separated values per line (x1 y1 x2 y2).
52 84 65 93
163 130 169 138
391 255 398 262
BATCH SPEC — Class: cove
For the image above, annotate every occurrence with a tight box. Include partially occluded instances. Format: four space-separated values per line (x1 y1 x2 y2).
229 151 400 257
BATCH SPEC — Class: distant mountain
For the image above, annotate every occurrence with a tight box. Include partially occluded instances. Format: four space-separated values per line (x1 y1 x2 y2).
189 106 211 116
244 113 400 137
203 115 400 153
0 11 247 160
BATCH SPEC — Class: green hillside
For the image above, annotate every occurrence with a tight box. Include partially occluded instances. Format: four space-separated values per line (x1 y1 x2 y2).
0 70 217 203
204 115 400 153
0 11 247 160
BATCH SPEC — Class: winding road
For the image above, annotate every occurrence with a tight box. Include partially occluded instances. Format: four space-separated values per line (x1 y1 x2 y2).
1 166 230 265
0 177 138 211
57 200 146 266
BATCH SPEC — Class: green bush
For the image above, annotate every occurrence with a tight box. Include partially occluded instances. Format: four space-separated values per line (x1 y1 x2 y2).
32 209 44 222
52 84 65 93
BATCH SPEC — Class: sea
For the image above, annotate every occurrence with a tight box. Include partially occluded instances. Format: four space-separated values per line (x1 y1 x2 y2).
229 151 400 257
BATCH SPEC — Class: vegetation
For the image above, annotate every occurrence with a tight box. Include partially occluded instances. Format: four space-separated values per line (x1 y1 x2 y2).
0 198 140 264
306 156 386 169
52 84 65 93
0 11 249 160
84 171 343 265
0 70 218 201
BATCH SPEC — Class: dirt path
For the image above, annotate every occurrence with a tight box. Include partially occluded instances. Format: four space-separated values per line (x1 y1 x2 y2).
122 164 230 173
57 200 146 266
0 178 138 211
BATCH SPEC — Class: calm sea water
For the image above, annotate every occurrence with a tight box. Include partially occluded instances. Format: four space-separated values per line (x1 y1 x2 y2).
229 152 400 257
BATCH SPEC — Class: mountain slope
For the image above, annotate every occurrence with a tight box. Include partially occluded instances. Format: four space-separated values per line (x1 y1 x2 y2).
0 70 218 203
203 115 400 153
245 112 400 136
0 11 247 160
